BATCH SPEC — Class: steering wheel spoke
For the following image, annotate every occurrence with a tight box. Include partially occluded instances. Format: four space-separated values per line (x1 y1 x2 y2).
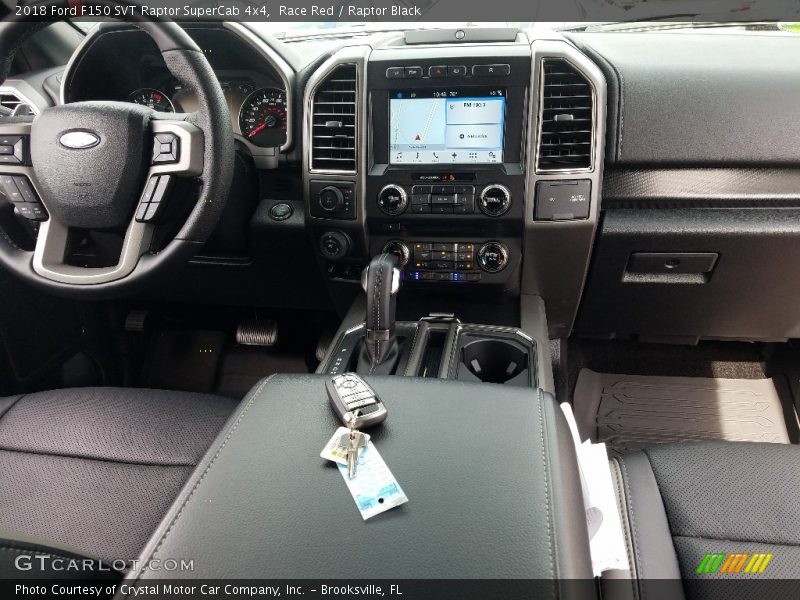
132 117 204 224
0 120 49 223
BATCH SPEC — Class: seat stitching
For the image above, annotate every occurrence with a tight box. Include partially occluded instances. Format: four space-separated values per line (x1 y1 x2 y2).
0 446 196 468
612 457 638 599
619 457 645 598
127 375 274 590
537 390 556 594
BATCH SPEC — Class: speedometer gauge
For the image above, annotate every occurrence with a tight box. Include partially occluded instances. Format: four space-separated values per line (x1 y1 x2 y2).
238 87 288 148
128 88 175 113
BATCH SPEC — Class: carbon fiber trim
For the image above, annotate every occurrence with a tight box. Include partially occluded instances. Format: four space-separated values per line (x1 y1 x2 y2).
604 169 800 207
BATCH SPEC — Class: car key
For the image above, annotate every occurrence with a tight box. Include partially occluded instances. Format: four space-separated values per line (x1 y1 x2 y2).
341 429 367 479
326 373 387 429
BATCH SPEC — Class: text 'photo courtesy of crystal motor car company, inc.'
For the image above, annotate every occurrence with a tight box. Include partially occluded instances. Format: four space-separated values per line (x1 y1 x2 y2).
1 0 800 599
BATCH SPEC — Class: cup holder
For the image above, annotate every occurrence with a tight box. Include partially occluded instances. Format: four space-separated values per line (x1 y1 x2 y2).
458 337 531 386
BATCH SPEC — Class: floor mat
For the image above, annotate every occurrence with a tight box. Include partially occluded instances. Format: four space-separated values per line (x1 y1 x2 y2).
139 330 227 393
574 369 791 455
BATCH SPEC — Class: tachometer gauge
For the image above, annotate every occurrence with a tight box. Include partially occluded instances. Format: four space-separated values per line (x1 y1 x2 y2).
128 88 175 113
238 87 288 148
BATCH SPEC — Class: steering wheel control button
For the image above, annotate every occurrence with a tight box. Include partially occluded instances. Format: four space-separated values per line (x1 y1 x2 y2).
152 133 180 164
135 175 173 223
534 179 592 221
0 175 23 203
478 242 510 273
0 135 25 164
12 176 40 204
319 230 351 261
478 184 512 217
377 184 408 216
269 202 293 221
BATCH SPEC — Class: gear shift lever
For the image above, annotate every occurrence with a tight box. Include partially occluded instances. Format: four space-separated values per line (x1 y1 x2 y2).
356 253 401 373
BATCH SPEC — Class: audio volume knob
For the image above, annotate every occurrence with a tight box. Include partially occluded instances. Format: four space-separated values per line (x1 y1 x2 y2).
318 186 344 213
478 184 511 217
377 184 408 216
319 230 351 261
382 240 411 267
477 241 510 273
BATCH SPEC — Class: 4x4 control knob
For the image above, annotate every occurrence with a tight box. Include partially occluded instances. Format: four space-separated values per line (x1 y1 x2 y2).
382 240 411 267
478 184 511 217
318 186 344 212
477 241 510 273
319 231 351 261
377 184 408 216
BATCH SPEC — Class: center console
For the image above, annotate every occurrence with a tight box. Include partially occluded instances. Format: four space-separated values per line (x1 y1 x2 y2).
367 48 530 289
121 374 592 588
303 31 607 339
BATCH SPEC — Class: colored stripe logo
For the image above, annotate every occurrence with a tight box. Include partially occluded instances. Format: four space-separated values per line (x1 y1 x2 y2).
696 552 773 575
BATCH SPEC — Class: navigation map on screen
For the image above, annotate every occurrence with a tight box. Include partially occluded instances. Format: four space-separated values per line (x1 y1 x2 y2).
389 88 505 164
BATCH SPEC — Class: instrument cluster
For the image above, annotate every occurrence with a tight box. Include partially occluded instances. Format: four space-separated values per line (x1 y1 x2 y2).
126 78 288 149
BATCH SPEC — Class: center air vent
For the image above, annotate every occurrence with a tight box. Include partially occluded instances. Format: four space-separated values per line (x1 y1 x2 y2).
311 64 357 173
537 59 593 171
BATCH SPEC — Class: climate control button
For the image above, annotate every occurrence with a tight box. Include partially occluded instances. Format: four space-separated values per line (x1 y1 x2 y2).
478 184 511 217
377 184 408 216
477 241 510 273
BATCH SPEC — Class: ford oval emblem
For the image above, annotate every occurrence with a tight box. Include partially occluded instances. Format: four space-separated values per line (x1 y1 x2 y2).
59 130 100 150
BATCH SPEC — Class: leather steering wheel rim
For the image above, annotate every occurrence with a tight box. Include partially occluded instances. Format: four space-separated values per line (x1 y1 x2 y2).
0 1 235 298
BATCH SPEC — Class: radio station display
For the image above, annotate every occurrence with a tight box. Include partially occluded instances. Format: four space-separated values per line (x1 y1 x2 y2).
389 88 505 164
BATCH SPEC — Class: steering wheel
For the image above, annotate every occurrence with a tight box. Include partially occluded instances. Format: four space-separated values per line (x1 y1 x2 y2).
0 1 234 297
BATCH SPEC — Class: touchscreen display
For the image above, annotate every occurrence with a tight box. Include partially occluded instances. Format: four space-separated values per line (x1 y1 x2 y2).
389 88 505 164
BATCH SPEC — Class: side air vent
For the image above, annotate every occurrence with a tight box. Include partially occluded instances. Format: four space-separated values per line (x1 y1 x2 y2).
537 59 593 171
311 64 357 172
0 90 34 116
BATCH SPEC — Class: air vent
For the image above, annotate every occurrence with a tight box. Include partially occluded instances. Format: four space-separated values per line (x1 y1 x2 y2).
0 90 34 116
537 59 593 171
311 64 357 172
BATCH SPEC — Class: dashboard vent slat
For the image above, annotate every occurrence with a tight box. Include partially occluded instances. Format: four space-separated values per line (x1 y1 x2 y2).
311 64 357 172
537 59 594 171
0 91 32 116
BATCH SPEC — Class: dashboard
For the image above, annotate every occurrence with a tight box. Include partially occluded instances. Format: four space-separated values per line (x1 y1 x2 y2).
6 24 800 343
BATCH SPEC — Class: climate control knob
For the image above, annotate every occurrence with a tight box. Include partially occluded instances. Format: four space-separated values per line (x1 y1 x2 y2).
319 230 351 261
477 241 510 273
377 184 408 216
478 184 511 217
318 186 344 213
382 240 411 267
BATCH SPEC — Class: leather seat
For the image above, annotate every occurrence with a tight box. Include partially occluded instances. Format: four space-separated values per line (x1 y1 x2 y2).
0 387 238 577
606 441 800 600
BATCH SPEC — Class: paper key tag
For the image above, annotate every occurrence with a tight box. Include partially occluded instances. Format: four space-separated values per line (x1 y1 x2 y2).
337 442 408 520
320 426 370 466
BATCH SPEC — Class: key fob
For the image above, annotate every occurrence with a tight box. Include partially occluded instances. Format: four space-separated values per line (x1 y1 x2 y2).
326 373 388 429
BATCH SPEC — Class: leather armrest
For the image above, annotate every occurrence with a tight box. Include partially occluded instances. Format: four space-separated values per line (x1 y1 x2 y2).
121 375 593 584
